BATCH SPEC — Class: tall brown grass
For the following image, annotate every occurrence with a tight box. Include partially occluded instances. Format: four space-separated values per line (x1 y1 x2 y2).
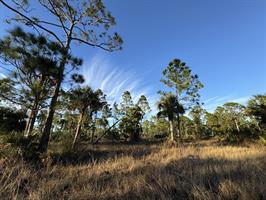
0 140 265 200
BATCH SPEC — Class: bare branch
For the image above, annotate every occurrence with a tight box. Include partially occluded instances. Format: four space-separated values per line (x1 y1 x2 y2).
38 20 69 30
45 0 69 34
11 0 31 13
70 37 115 52
0 93 21 105
0 0 63 46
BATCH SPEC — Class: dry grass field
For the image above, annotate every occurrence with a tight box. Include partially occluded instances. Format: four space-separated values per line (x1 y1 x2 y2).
0 139 266 200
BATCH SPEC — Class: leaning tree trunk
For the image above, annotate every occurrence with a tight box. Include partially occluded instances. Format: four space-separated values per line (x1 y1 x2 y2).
234 119 240 133
24 110 32 137
24 76 46 137
169 120 175 142
38 31 72 153
94 118 122 144
38 64 65 153
27 105 38 134
24 100 39 137
38 78 62 153
72 109 86 150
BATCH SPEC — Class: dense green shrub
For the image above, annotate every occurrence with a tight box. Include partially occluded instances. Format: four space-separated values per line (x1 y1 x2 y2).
6 133 40 161
119 106 143 142
0 107 27 132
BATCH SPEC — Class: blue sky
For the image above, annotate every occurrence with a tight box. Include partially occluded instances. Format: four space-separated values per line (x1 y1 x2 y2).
0 0 265 112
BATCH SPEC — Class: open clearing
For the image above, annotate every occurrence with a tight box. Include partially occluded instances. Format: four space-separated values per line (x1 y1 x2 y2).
1 140 265 200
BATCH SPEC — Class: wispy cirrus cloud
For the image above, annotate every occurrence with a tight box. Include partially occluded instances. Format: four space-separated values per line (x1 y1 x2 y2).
0 72 6 78
81 54 159 112
203 95 251 112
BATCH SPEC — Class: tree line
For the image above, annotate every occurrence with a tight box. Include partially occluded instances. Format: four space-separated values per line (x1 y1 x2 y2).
0 0 265 157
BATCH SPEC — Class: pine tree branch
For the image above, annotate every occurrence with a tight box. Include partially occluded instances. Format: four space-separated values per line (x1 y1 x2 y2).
0 0 64 46
70 37 113 52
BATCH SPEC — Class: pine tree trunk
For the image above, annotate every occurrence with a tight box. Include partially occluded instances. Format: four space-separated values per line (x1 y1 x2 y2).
38 78 62 153
25 75 46 137
91 125 95 144
38 32 72 153
257 121 261 131
24 100 39 137
28 106 38 134
24 112 30 137
234 119 240 133
176 86 181 139
72 110 85 150
177 113 181 138
169 120 174 142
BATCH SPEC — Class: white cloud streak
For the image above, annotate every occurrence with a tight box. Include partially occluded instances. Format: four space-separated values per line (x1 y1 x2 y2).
81 54 159 113
203 95 251 112
0 73 6 78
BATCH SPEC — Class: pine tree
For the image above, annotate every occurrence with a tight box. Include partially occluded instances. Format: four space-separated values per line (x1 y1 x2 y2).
66 86 106 149
0 0 123 152
160 58 203 139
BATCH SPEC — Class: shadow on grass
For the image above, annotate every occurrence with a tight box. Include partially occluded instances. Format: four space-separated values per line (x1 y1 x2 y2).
1 143 266 200
48 138 258 166
49 140 163 165
81 155 266 200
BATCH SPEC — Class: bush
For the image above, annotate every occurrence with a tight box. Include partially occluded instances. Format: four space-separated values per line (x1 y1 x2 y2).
6 132 41 161
106 128 121 141
119 106 143 142
0 107 27 132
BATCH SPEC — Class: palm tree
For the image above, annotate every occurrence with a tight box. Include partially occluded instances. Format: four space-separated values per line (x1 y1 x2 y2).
157 93 185 142
66 86 106 149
